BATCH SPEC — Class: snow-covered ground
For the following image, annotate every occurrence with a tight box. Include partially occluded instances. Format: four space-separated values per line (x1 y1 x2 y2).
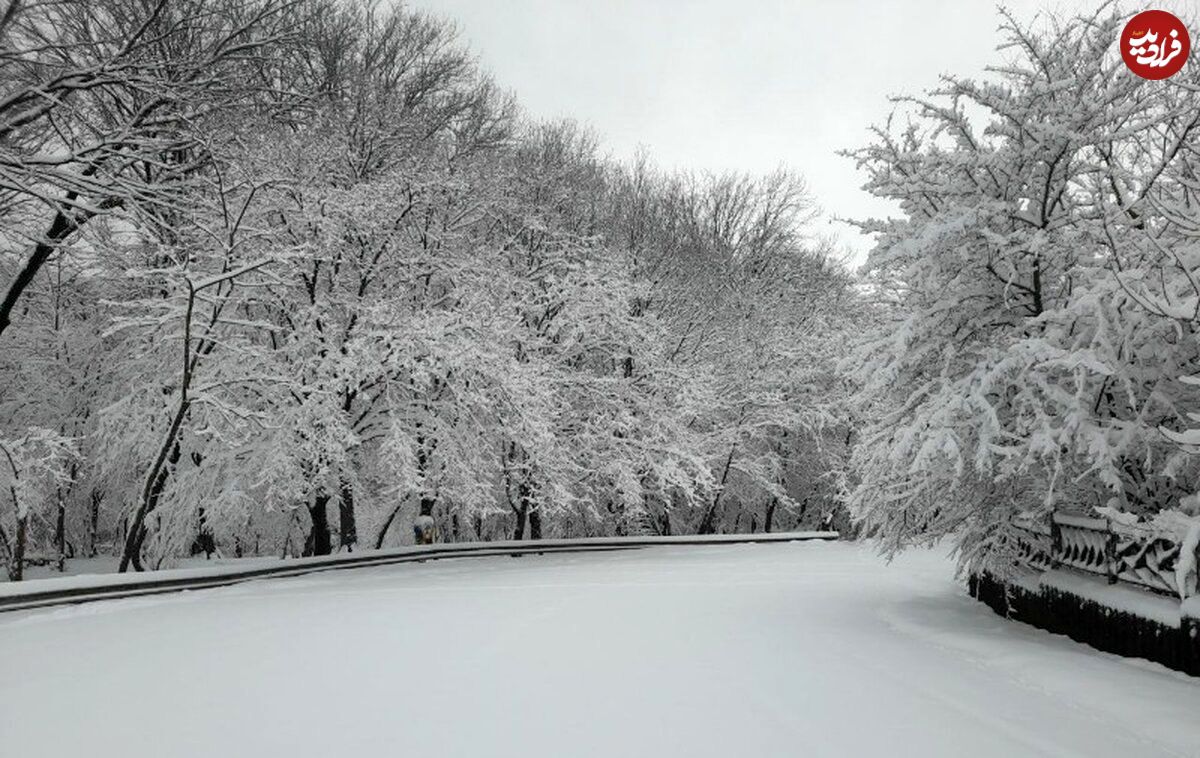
2 542 1198 758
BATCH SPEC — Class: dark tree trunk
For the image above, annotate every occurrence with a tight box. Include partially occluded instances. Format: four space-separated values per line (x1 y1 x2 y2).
697 443 737 535
89 491 102 557
120 417 186 572
54 490 67 572
512 503 527 541
54 459 78 571
609 499 627 537
306 493 332 556
512 465 535 540
0 208 82 340
338 477 357 550
529 508 542 540
8 513 26 581
764 497 778 534
415 428 438 522
696 504 719 536
374 503 402 550
190 507 216 558
337 385 359 551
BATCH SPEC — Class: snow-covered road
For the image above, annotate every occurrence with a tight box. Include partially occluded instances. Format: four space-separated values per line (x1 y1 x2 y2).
2 542 1198 757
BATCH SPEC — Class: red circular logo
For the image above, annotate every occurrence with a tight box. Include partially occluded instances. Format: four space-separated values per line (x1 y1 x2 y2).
1121 10 1190 80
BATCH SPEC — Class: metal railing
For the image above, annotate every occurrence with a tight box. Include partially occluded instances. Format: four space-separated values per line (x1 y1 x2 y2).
1012 512 1198 599
0 530 837 614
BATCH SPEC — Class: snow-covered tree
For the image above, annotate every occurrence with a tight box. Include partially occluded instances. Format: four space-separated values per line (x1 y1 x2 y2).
845 7 1200 568
605 163 855 535
0 427 76 579
0 0 297 340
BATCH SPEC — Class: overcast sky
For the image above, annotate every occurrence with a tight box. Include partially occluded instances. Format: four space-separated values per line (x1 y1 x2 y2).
407 1 1187 265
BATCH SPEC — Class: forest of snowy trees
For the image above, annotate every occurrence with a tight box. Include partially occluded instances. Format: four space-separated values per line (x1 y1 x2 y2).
1 0 1198 581
0 0 857 577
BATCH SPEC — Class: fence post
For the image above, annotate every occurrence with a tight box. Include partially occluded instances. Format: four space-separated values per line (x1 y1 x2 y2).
1191 536 1200 598
1048 511 1062 568
1183 540 1200 675
1104 518 1118 585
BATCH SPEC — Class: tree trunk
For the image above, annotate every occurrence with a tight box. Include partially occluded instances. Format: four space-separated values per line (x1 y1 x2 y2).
512 503 527 541
512 464 535 540
338 477 357 551
119 412 186 572
0 208 81 341
54 490 66 572
306 493 332 556
88 491 101 557
697 443 737 535
764 497 778 533
123 526 146 572
8 513 26 581
190 506 216 558
529 508 542 540
375 503 403 549
414 427 438 526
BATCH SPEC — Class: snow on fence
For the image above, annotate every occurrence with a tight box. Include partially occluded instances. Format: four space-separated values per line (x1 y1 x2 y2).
974 511 1200 676
1011 512 1199 599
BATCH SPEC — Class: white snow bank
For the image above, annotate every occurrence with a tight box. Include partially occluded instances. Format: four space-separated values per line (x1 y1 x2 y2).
1182 595 1200 621
1035 569 1182 627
